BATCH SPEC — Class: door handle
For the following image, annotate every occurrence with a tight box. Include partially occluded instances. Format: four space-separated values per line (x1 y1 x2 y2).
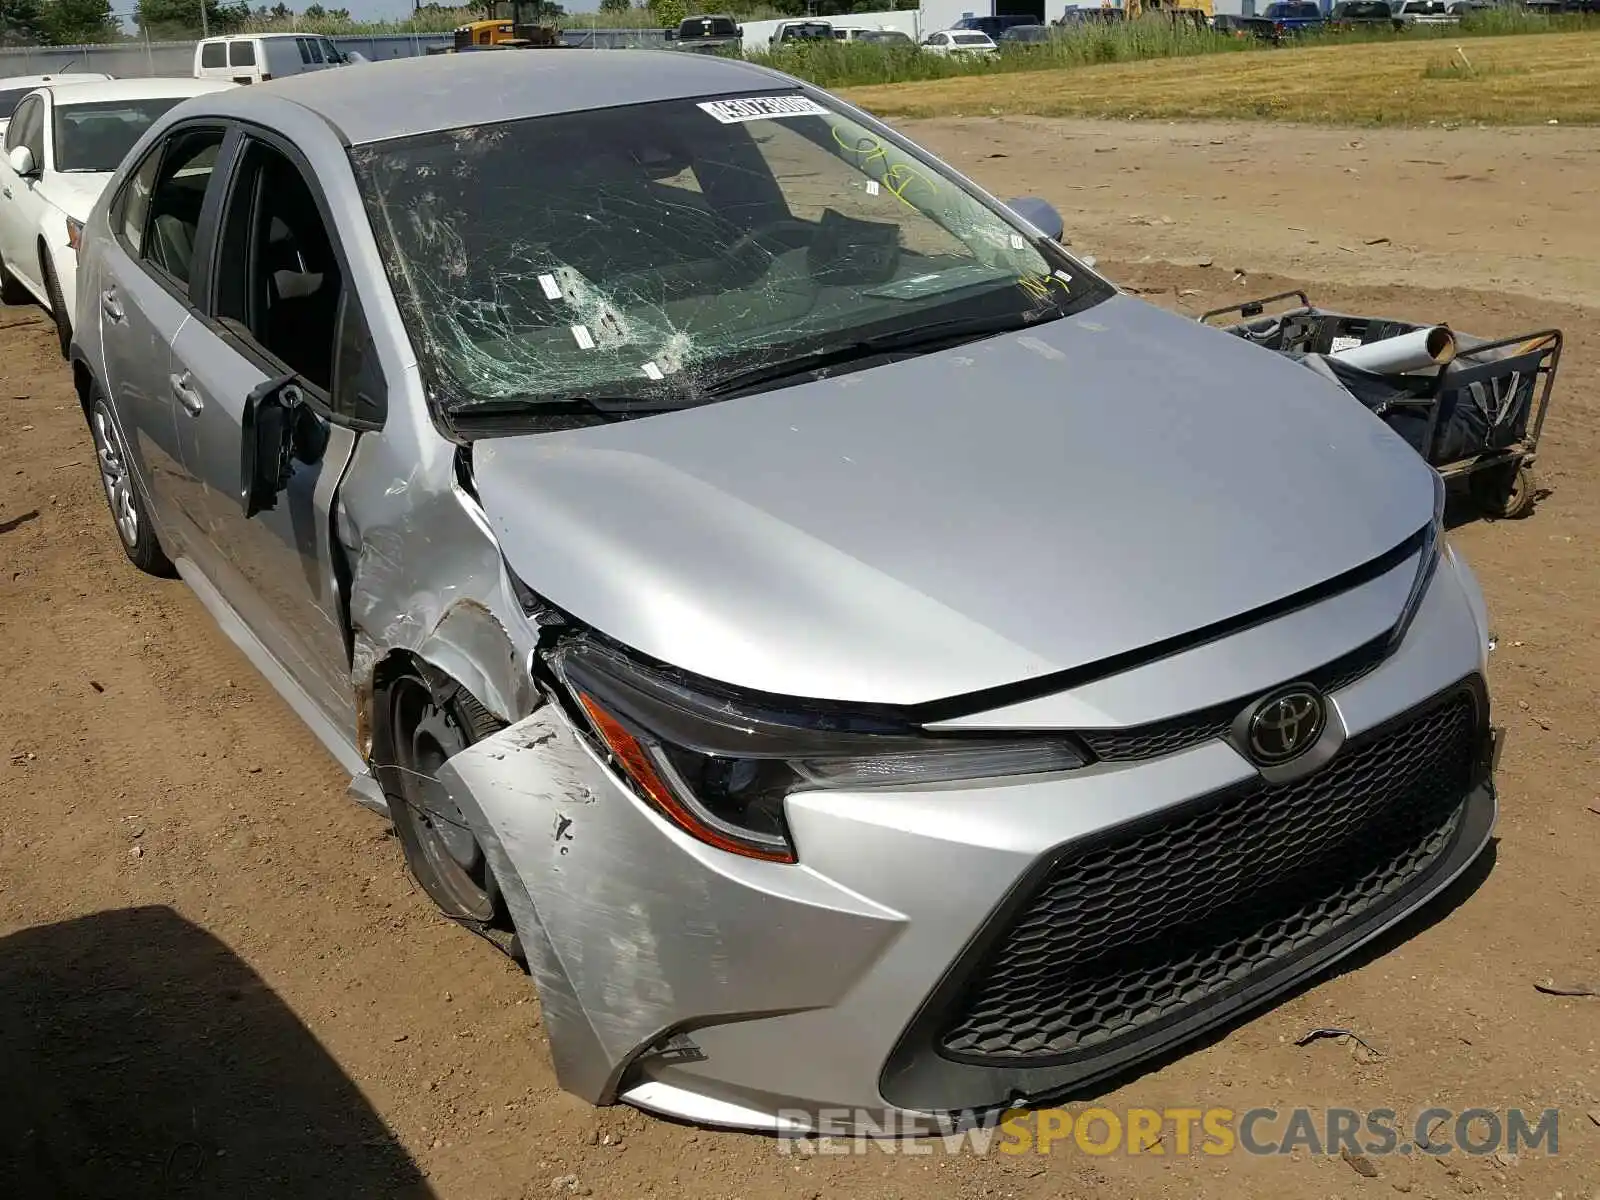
170 371 203 415
100 289 124 323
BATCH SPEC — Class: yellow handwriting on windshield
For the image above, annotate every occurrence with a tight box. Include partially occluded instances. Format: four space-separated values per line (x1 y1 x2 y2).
830 126 936 211
1017 273 1073 304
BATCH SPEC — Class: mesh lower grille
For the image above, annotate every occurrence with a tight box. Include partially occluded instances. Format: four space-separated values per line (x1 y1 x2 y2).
1081 634 1392 763
940 688 1477 1063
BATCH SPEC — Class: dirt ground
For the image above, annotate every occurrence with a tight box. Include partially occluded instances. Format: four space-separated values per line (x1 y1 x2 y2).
2 118 1597 1200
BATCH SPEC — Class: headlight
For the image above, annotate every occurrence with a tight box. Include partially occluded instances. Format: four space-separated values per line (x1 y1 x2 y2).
545 638 1088 863
1385 469 1447 654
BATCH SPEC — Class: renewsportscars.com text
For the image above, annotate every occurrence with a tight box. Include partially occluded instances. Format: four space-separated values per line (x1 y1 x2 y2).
775 1106 1561 1158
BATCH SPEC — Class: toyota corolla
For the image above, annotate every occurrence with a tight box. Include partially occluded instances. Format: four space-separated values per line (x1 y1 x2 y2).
70 50 1499 1131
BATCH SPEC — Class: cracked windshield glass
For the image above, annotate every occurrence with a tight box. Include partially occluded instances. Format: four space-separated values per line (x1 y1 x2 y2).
353 91 1102 422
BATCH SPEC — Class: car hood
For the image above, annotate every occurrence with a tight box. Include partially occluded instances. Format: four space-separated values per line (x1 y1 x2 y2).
474 293 1433 707
41 172 111 222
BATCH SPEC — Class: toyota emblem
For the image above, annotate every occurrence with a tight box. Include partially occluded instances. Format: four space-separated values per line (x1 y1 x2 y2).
1246 687 1327 766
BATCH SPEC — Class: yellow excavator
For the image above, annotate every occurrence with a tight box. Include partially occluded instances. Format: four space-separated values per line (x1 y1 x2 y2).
448 1 565 51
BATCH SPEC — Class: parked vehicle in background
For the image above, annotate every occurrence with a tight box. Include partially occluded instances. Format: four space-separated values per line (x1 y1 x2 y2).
1397 0 1458 21
193 33 347 85
769 18 835 44
672 14 744 53
1447 0 1494 13
0 74 112 136
71 48 1500 1138
1262 1 1325 32
922 28 1001 53
0 77 234 356
952 13 1040 38
1212 12 1283 39
854 28 917 44
1000 23 1057 42
1328 0 1407 27
1057 4 1127 21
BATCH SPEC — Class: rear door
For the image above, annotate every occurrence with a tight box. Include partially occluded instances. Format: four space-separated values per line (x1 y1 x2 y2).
97 123 233 540
167 130 385 739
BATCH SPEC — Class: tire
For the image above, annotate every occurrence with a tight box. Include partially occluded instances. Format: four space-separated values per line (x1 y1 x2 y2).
1469 462 1539 520
382 672 524 963
39 246 70 359
88 390 175 576
0 260 27 306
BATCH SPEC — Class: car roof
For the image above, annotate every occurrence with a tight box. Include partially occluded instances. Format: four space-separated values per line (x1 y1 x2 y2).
214 48 797 146
0 72 113 88
43 77 237 105
200 31 330 40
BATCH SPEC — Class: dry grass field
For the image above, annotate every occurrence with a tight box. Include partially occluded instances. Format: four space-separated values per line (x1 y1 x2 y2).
843 31 1600 125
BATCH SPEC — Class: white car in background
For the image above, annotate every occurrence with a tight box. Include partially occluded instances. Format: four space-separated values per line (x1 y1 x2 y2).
921 29 999 54
0 73 112 136
0 77 234 356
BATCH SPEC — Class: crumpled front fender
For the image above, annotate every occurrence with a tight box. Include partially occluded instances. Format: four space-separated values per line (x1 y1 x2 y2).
437 704 904 1106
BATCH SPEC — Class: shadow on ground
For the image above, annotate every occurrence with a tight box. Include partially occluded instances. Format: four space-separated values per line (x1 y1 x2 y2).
0 905 434 1199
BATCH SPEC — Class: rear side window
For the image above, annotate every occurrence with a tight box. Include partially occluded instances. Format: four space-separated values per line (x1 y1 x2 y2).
200 42 226 68
306 38 324 63
296 37 312 64
113 150 162 256
229 40 256 67
139 128 227 294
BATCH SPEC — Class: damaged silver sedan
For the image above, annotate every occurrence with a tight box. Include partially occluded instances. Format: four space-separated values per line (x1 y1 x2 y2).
70 50 1500 1131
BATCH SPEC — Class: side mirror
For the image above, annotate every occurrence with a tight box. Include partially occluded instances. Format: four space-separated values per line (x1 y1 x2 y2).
8 145 36 177
239 373 302 518
1007 195 1065 242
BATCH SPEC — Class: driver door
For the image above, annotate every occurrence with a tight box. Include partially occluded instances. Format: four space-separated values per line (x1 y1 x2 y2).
0 95 46 291
167 132 376 740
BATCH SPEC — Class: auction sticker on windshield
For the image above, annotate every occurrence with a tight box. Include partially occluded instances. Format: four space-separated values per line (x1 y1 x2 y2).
698 95 829 123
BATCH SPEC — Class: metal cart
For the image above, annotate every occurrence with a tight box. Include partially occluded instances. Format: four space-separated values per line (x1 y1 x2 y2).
1199 291 1562 519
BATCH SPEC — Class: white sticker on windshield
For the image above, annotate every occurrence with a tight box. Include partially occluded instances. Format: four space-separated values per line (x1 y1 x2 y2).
641 361 664 381
1331 335 1363 353
865 180 881 197
698 95 829 124
571 325 596 350
538 273 562 300
1010 233 1026 250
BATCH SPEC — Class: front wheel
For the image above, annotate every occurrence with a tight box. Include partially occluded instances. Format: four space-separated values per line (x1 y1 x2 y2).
39 247 71 359
89 391 175 576
382 673 524 963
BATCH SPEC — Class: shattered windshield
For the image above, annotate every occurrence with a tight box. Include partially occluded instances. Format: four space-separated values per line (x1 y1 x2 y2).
352 91 1108 423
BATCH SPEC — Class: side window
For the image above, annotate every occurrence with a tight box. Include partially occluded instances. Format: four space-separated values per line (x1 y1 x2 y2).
322 39 341 63
142 128 226 293
2 95 32 152
111 148 162 255
332 292 386 427
213 141 344 396
200 41 226 68
229 40 256 67
9 97 43 164
306 38 324 64
22 98 44 167
296 37 312 64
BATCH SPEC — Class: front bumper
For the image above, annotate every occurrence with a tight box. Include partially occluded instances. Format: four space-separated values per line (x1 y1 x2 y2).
440 546 1497 1132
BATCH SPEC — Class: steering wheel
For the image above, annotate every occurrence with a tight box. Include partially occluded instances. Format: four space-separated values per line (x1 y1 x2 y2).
725 218 816 267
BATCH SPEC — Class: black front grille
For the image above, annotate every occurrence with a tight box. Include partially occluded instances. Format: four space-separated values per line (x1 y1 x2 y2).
1081 634 1392 763
940 687 1478 1063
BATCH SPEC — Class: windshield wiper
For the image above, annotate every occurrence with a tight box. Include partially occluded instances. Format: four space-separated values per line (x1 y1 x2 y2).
447 388 699 430
699 308 1064 400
